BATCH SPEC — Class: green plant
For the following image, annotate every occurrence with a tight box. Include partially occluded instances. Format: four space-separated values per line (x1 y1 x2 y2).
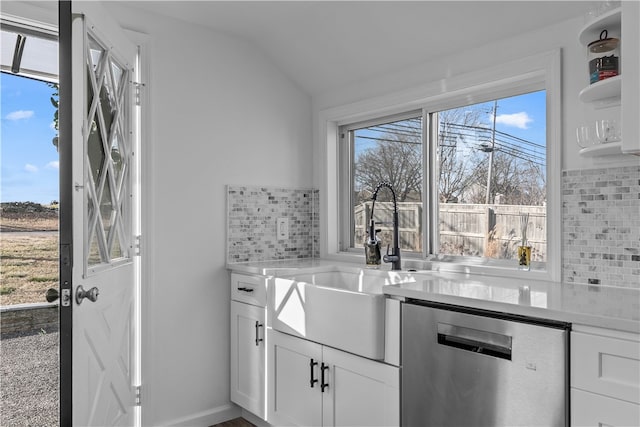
48 82 59 150
1 286 17 295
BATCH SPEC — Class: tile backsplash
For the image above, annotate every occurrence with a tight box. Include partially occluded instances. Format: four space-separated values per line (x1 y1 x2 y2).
562 165 640 288
226 185 319 264
229 166 638 287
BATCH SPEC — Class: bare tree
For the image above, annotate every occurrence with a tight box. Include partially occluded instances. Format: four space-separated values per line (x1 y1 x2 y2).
352 104 545 207
469 151 546 205
437 107 486 202
354 130 422 203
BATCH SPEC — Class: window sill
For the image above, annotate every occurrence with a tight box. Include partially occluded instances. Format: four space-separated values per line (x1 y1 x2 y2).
324 251 553 282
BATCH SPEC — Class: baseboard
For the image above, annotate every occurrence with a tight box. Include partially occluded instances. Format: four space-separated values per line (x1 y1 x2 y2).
241 409 271 427
161 403 241 427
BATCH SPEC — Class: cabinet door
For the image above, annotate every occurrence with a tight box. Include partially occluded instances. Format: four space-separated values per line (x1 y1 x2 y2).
571 331 640 403
572 388 640 427
322 346 400 427
230 301 266 418
269 330 323 426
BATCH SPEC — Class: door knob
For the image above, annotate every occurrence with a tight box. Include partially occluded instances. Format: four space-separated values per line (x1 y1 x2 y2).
76 285 99 305
46 288 59 302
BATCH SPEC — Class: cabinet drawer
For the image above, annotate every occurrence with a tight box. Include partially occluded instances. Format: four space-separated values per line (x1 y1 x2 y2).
231 273 267 307
571 330 640 404
571 388 640 427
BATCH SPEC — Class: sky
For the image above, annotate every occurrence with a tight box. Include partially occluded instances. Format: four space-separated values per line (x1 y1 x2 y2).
354 90 547 165
1 72 60 204
492 90 546 145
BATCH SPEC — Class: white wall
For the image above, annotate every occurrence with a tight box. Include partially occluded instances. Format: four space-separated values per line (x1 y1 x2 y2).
105 3 312 425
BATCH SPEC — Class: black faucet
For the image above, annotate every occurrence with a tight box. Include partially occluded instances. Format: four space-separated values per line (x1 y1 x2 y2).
370 182 401 271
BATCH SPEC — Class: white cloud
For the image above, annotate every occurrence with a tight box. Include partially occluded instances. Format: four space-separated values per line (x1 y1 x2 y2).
46 161 59 170
24 163 39 173
494 112 533 130
50 121 57 130
6 110 34 121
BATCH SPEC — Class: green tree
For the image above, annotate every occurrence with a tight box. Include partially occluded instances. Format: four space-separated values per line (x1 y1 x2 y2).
47 82 59 150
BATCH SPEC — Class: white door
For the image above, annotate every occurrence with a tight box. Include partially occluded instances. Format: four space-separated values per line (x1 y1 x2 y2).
321 346 399 427
61 1 140 425
268 330 322 426
230 301 266 418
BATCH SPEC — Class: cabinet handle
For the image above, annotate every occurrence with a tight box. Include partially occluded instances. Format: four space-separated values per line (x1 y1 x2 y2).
254 321 263 346
321 363 329 392
237 287 254 293
309 359 319 388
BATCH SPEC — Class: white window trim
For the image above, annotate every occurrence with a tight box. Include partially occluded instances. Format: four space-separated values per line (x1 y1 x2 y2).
318 49 561 282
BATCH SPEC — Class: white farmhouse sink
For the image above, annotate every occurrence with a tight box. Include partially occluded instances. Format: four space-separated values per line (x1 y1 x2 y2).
269 268 415 359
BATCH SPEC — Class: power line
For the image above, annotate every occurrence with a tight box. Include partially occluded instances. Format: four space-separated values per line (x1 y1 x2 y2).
355 119 546 167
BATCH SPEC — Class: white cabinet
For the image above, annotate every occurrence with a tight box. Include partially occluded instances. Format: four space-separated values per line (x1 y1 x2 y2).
230 301 266 419
577 4 640 157
269 329 323 426
570 326 640 427
230 273 268 419
322 345 399 427
268 329 400 427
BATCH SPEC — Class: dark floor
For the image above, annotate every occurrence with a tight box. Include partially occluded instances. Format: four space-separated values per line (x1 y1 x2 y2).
212 417 255 427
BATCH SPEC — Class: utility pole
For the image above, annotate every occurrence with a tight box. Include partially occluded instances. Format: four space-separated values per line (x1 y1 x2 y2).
485 100 498 204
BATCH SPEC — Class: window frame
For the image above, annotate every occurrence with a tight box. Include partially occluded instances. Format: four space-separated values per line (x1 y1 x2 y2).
339 109 423 253
320 50 561 281
424 87 549 268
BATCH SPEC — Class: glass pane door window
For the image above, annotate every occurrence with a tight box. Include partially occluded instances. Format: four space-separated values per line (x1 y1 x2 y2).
84 33 132 270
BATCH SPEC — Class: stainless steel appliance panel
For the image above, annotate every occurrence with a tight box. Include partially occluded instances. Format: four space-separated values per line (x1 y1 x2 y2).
402 303 568 426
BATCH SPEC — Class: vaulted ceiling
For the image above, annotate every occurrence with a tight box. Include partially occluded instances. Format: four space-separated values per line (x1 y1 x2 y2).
128 1 597 96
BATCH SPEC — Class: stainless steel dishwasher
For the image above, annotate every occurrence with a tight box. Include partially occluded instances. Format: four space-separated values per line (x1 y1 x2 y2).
401 300 570 427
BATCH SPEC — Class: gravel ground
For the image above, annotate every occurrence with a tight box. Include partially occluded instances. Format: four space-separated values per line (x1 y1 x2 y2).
1 328 59 427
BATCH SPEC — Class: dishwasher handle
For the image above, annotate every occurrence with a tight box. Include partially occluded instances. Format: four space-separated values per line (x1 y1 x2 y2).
437 323 512 360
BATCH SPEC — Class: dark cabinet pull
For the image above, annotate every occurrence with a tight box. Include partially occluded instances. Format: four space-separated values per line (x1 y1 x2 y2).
321 363 329 392
237 287 254 293
254 321 263 346
309 359 319 388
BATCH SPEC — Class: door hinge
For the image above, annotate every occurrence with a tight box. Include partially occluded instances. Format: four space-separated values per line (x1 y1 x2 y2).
133 235 142 256
135 385 142 406
132 81 145 106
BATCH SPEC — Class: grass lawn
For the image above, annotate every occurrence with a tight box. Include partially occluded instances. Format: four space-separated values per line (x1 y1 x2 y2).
1 203 59 306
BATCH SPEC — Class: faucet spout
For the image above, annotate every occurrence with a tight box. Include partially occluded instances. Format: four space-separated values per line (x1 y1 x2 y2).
370 182 402 271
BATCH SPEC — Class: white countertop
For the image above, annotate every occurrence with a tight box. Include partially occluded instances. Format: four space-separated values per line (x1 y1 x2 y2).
227 259 640 334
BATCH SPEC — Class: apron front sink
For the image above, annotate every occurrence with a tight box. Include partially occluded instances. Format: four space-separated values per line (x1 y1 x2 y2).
269 268 415 359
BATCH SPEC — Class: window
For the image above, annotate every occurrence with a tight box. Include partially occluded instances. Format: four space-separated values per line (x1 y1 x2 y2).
342 112 423 254
338 67 555 272
432 92 547 263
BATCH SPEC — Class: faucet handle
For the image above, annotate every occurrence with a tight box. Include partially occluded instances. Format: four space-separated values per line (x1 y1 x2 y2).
383 245 399 263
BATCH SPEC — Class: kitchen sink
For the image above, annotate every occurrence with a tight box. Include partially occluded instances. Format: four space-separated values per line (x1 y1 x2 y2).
269 268 415 359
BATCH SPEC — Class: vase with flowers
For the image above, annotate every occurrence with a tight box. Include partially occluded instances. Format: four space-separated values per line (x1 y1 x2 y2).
518 213 531 271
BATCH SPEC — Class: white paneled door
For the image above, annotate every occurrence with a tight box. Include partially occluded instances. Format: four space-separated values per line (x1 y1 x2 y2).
60 1 140 425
